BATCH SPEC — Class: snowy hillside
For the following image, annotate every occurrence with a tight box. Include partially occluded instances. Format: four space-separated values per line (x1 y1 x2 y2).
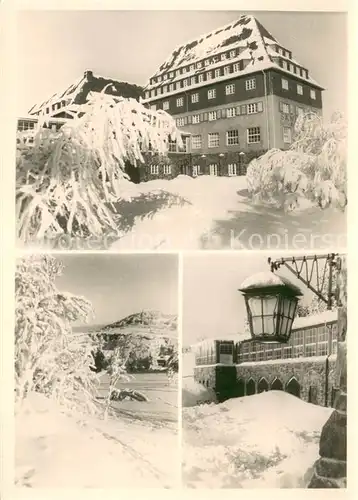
183 391 332 488
103 310 177 332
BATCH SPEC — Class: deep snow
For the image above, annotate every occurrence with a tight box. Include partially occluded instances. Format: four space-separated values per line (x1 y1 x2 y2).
16 374 178 488
182 391 332 488
111 175 346 251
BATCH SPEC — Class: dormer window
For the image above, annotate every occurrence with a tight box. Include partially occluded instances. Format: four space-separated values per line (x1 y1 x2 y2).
197 62 202 69
163 85 168 93
221 53 227 61
230 50 236 58
191 77 196 85
215 69 221 78
169 72 174 78
158 76 162 82
164 74 168 81
183 79 188 87
204 59 210 66
282 60 288 70
183 67 187 74
289 63 294 72
176 70 180 77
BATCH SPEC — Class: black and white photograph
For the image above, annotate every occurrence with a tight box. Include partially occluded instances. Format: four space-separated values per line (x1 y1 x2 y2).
15 10 347 251
182 251 347 488
15 253 179 488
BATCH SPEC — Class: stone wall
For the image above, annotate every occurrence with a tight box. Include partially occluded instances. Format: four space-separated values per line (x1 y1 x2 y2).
235 355 337 407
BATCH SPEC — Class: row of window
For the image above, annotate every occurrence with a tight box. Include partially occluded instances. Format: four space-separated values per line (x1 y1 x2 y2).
191 127 263 148
175 101 264 127
149 75 257 103
42 99 71 115
149 46 252 87
281 77 316 99
149 162 244 177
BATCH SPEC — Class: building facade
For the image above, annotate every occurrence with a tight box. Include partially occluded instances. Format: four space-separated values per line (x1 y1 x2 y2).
194 312 338 407
142 14 324 180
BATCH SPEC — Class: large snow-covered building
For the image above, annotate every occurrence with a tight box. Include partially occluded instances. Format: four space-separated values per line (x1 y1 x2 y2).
142 14 324 179
194 310 338 407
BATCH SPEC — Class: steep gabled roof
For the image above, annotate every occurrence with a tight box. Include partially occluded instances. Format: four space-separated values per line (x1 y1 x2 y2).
28 71 144 115
145 14 322 92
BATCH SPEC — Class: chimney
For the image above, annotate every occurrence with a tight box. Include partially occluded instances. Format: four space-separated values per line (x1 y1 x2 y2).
84 70 93 80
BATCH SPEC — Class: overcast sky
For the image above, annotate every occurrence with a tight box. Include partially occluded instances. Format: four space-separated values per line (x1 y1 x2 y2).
16 10 346 120
55 253 178 327
183 252 318 346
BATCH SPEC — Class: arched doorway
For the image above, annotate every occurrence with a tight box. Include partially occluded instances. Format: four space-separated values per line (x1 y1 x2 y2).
308 386 318 405
236 378 245 397
246 378 256 396
258 378 269 393
286 377 301 398
271 378 283 391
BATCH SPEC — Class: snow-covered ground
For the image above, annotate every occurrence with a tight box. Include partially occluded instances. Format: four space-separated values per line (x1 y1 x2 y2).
16 373 178 488
111 176 346 250
182 391 332 488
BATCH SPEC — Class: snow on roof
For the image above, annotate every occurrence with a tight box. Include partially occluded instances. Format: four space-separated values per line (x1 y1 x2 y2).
145 14 322 92
239 354 337 367
292 309 337 329
239 271 303 295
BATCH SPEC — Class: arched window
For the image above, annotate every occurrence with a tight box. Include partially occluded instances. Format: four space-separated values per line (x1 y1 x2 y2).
246 378 256 396
286 377 301 398
271 378 283 391
258 377 269 393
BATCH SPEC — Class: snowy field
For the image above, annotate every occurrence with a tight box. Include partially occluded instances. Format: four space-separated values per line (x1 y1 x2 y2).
16 373 178 488
111 175 346 250
182 391 332 488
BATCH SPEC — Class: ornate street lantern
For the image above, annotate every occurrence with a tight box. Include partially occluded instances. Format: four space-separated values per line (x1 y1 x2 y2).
239 272 303 343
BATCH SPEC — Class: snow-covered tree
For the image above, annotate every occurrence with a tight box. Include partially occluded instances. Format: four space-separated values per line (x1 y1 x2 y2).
15 255 101 415
16 90 182 243
246 111 347 211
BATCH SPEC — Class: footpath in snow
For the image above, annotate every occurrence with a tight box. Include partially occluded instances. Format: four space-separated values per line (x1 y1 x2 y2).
182 390 332 488
111 176 346 250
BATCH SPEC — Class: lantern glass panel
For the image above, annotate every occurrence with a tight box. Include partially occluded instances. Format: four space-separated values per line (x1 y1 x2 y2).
277 296 297 338
248 295 278 336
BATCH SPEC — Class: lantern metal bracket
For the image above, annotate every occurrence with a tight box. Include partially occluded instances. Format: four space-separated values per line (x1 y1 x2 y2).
268 253 340 310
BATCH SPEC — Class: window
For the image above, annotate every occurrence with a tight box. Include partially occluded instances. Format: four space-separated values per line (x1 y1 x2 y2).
157 87 162 95
168 138 177 152
191 135 202 149
169 72 174 78
215 69 221 78
176 70 180 77
289 63 294 72
191 77 196 85
310 89 316 100
247 127 261 144
163 85 168 93
198 74 204 83
230 50 236 58
204 59 210 66
247 103 259 114
281 102 290 114
208 88 216 99
208 133 219 148
164 74 168 81
191 93 199 103
176 97 184 107
176 117 185 127
158 76 162 82
150 104 157 111
283 127 292 144
296 106 304 116
183 79 188 88
245 78 256 90
169 84 174 92
145 91 150 99
225 84 235 95
224 66 231 75
176 82 181 90
228 163 237 176
150 164 159 175
282 60 288 70
163 101 169 110
192 114 200 124
221 53 227 61
190 64 195 72
207 71 212 80
282 78 289 90
233 63 240 73
208 111 217 121
209 163 218 176
192 165 200 176
163 164 172 175
297 84 303 95
226 107 236 118
182 67 187 74
226 129 239 146
197 62 202 69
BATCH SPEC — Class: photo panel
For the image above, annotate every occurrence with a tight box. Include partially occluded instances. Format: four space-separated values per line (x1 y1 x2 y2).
182 251 347 488
14 252 179 488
